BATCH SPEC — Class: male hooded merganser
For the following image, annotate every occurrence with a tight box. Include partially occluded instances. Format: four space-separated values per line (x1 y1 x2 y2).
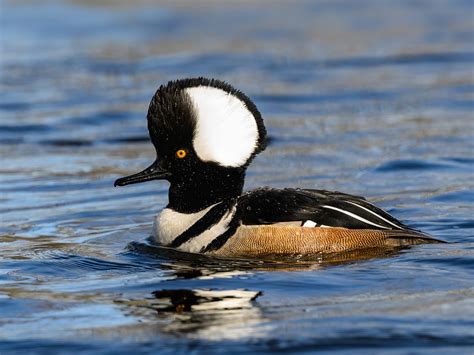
115 77 442 258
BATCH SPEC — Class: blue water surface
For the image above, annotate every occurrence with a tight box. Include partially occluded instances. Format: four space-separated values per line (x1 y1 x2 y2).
0 0 473 354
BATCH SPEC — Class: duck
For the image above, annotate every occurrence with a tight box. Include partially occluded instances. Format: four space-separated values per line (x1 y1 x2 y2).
114 77 442 258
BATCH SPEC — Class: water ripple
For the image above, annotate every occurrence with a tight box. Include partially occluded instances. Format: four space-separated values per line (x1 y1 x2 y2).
1 0 473 352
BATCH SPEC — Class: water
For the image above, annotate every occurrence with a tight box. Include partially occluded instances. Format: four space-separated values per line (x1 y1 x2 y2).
1 0 473 353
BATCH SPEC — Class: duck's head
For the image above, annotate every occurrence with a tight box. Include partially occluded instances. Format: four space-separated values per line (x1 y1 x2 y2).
114 78 267 212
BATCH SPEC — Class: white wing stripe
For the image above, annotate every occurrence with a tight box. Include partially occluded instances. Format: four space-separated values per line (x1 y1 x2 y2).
345 201 402 229
321 205 390 229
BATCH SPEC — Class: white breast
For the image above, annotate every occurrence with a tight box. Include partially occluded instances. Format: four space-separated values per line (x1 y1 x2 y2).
153 204 215 246
152 203 236 253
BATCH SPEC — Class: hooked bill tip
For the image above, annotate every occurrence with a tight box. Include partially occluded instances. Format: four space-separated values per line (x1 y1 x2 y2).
114 179 123 187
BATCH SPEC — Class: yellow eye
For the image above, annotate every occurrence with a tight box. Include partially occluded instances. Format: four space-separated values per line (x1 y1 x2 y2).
175 149 187 159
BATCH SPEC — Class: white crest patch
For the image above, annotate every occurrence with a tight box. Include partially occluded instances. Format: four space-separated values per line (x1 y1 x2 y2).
185 86 259 167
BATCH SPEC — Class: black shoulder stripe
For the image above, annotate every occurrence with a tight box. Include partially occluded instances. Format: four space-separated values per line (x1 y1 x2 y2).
201 213 241 253
170 201 233 248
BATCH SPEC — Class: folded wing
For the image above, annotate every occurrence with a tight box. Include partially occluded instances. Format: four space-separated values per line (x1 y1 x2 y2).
237 187 441 243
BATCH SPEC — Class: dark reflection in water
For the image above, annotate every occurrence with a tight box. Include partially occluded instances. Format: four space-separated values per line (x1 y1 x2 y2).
115 288 264 340
127 239 409 271
1 0 474 353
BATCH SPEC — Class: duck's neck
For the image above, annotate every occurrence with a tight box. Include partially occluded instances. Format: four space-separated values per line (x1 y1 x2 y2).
167 168 245 213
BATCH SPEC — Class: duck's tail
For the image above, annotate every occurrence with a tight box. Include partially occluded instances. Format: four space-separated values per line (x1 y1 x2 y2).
383 229 446 246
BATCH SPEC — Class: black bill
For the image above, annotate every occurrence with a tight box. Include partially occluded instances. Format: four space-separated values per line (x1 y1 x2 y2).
114 160 170 186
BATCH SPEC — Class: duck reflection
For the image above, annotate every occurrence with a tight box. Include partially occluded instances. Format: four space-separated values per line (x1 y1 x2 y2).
116 242 411 340
128 240 407 276
117 288 267 340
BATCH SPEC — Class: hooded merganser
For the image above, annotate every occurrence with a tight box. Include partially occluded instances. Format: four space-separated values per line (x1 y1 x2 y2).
115 77 442 258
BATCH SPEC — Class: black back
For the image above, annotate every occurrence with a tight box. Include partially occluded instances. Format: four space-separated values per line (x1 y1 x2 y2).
237 187 409 230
